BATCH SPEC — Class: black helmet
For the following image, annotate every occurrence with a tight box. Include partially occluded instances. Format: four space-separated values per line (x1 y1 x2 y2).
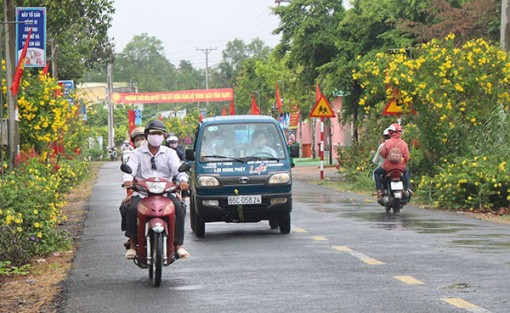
145 120 167 135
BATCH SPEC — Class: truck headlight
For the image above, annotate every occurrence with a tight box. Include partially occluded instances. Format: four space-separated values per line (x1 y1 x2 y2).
197 176 220 187
268 173 290 184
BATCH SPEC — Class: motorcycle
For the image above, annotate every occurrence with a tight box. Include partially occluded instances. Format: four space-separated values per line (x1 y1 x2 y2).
120 162 190 287
379 169 410 214
108 147 117 161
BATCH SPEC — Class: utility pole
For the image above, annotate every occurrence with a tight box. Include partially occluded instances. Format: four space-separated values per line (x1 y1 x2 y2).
502 0 510 51
107 63 114 152
4 0 17 169
197 47 216 108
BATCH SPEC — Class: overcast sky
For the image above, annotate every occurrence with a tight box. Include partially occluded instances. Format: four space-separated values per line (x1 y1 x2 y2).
109 0 283 69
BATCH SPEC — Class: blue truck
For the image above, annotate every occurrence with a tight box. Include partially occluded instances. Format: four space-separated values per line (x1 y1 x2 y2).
185 115 299 237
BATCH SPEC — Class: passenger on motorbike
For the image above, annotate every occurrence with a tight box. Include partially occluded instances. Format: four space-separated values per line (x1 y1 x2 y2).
131 126 147 148
372 128 390 168
373 123 411 200
122 120 190 260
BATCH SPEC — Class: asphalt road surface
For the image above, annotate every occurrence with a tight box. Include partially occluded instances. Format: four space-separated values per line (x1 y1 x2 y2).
59 162 510 313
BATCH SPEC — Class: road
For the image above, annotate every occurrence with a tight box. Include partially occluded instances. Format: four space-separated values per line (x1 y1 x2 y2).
59 162 510 312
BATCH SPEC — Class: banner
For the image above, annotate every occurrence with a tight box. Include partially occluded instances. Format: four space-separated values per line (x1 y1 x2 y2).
111 88 234 104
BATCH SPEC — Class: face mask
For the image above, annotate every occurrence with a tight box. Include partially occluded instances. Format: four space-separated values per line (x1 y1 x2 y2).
134 139 147 148
147 134 164 147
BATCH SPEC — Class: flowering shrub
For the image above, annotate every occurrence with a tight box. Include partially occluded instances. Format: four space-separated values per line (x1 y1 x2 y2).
0 157 89 266
352 35 510 210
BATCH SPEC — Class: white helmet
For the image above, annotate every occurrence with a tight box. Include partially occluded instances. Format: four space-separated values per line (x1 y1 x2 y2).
167 135 179 143
383 128 390 136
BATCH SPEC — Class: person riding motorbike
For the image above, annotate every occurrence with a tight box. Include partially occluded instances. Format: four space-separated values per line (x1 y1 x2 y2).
121 140 132 152
373 123 411 201
372 128 390 168
122 120 190 260
166 134 185 161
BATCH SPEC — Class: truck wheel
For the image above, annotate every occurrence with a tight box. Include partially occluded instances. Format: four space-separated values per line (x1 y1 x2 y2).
190 204 205 238
269 219 279 229
278 213 291 234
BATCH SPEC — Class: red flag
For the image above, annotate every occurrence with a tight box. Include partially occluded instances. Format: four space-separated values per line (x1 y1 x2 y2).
250 95 260 115
42 60 50 76
315 83 321 101
10 29 33 96
221 106 226 116
128 110 136 135
199 113 204 122
229 98 236 115
275 82 283 113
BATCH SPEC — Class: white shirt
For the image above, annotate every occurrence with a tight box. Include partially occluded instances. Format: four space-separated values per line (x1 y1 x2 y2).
123 144 188 185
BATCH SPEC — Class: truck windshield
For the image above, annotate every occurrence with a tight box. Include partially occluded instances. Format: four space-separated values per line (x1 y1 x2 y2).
200 123 286 162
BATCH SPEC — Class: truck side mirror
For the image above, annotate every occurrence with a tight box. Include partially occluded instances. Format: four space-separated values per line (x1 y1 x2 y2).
185 148 195 161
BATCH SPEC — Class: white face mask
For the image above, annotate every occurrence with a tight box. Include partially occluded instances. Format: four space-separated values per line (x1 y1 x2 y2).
147 134 164 147
134 139 147 148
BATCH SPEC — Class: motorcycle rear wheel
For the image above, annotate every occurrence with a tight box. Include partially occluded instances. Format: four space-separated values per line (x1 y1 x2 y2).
149 233 163 287
392 198 401 215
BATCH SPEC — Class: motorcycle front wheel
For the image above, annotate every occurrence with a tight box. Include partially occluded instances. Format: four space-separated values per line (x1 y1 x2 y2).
149 232 163 287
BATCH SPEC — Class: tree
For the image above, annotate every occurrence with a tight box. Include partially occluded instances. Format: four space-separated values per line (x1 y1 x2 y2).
113 33 177 92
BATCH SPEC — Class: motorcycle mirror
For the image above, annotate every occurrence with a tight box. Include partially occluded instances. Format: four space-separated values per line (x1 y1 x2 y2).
120 163 132 174
178 162 191 173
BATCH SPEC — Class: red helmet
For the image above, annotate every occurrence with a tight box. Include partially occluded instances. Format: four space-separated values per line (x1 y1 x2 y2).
388 123 402 133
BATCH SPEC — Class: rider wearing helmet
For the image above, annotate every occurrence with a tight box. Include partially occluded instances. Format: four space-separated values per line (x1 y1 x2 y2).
373 123 411 200
372 128 391 167
122 120 190 259
166 134 185 161
131 126 147 148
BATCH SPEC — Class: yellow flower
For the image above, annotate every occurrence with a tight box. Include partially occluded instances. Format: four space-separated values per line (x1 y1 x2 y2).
37 232 43 238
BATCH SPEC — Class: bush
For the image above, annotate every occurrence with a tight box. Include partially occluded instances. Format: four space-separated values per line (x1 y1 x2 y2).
0 157 89 266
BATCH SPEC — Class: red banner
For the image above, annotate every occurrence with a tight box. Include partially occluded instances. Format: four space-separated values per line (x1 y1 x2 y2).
111 88 234 104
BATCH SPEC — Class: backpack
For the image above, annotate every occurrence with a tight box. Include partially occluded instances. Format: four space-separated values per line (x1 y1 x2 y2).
387 141 403 164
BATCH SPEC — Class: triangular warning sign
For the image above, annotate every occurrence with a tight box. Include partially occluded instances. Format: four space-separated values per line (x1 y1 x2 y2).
309 94 335 118
382 99 402 115
382 99 417 116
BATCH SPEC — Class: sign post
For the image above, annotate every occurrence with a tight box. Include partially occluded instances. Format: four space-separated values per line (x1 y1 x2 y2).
309 94 335 180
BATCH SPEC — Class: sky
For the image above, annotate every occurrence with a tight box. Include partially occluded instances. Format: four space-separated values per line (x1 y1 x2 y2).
109 0 284 69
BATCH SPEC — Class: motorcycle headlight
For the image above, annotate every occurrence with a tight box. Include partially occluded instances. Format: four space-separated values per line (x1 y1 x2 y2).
146 181 167 193
197 176 220 187
268 173 291 184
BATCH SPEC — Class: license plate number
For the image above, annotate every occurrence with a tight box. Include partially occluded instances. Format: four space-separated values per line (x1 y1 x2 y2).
391 181 404 190
228 195 262 205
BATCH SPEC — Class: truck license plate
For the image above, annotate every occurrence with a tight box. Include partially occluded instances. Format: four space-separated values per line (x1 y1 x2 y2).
228 195 262 205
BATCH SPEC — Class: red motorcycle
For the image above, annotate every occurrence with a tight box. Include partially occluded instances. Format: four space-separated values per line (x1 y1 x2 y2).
120 163 190 287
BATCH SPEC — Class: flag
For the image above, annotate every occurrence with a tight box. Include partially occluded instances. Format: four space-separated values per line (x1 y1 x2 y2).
10 29 33 96
199 113 204 122
275 82 283 113
229 98 236 115
128 110 136 136
42 60 50 76
221 106 226 116
315 83 321 102
250 95 260 115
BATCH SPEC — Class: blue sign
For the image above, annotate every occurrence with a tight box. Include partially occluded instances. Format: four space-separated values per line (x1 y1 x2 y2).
15 7 47 68
58 80 75 105
135 109 142 125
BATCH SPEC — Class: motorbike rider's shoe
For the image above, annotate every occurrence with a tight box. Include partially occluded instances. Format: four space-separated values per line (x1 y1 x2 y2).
125 248 136 259
376 190 385 205
176 247 190 259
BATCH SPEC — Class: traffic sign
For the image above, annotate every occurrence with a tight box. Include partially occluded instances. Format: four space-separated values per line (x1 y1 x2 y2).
309 94 335 118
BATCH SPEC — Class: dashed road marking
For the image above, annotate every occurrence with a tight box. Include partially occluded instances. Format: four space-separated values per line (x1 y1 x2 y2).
442 298 492 313
312 236 328 241
293 227 308 233
394 275 424 285
332 246 384 265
